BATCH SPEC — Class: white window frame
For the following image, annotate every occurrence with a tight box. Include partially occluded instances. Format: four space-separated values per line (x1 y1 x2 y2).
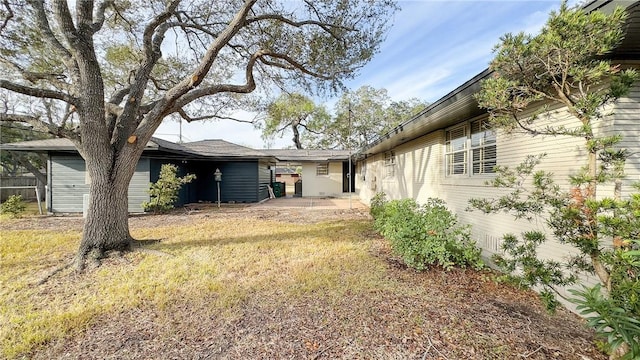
384 151 395 178
316 163 329 176
445 119 496 177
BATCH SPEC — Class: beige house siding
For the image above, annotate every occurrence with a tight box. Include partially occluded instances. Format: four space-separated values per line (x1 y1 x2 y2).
356 82 640 270
614 83 640 190
301 161 344 197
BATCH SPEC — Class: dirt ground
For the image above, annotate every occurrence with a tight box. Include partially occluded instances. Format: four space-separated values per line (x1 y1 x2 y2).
5 200 607 359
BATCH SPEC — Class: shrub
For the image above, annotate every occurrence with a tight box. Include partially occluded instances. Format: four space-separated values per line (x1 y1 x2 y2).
0 194 26 218
372 196 483 271
142 164 196 213
369 192 387 220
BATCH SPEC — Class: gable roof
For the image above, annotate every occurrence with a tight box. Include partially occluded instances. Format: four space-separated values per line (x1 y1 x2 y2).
360 0 640 157
261 149 351 162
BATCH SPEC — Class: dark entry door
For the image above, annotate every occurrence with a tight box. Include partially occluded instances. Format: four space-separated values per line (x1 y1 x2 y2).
342 161 355 193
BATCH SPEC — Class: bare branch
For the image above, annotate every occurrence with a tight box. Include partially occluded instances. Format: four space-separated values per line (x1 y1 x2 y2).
27 0 72 60
0 113 80 143
0 0 13 33
0 58 69 90
177 108 256 124
0 79 78 105
142 0 180 60
171 48 264 108
246 13 351 40
259 51 333 80
108 86 131 105
51 0 79 49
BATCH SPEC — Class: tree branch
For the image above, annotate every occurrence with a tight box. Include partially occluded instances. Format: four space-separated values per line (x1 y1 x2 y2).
177 108 256 124
171 48 264 109
259 51 333 80
0 0 13 33
0 80 77 105
27 0 72 60
51 0 80 50
0 113 80 143
0 58 69 90
246 13 351 40
91 0 113 33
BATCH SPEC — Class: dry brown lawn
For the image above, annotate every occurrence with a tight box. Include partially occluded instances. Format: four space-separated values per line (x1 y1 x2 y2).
0 205 605 359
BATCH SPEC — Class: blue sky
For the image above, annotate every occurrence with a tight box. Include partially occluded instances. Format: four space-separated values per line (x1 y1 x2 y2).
154 1 570 149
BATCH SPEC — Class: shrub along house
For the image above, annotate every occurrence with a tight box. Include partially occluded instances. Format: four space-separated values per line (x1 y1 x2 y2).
355 0 640 294
0 137 277 213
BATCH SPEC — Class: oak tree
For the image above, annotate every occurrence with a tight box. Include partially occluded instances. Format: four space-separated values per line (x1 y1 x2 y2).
260 93 329 149
0 0 397 268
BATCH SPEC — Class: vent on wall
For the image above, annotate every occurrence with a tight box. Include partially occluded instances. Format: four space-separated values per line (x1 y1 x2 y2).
481 234 503 253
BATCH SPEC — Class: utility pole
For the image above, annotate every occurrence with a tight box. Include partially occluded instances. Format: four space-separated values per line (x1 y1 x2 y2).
348 99 352 209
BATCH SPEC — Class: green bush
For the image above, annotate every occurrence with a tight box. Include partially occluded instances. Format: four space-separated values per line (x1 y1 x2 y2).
369 192 387 220
0 194 26 218
142 164 196 213
372 195 483 271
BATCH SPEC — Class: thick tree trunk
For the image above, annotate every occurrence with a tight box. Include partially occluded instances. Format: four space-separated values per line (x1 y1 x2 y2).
76 151 138 269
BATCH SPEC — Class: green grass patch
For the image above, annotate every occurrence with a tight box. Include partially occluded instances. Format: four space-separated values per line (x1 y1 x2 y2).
1 217 394 358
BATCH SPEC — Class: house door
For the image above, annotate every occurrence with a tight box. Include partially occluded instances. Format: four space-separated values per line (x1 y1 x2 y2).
342 161 355 193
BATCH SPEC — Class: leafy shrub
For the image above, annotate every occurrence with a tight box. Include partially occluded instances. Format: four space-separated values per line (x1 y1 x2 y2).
469 156 640 356
372 196 483 271
570 283 640 359
0 194 26 218
142 164 196 213
369 192 387 220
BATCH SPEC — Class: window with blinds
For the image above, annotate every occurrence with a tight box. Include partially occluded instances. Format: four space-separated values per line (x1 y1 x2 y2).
445 125 467 176
384 151 395 178
470 120 496 175
445 120 496 176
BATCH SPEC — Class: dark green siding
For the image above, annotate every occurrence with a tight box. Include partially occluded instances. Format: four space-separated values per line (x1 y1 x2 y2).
150 159 263 204
49 154 150 213
258 160 273 201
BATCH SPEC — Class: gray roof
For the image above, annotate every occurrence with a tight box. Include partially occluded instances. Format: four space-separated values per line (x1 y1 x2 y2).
261 149 351 162
0 137 192 153
182 139 272 158
0 137 278 160
275 167 298 174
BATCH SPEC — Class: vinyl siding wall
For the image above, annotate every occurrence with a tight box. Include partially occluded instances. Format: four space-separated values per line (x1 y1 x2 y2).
356 85 640 298
258 160 273 201
49 155 150 213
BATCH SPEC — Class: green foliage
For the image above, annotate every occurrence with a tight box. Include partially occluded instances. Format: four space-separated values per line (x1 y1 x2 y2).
369 192 387 220
570 284 640 359
469 156 640 350
142 164 196 213
475 2 638 138
305 86 428 150
260 93 329 149
0 195 26 218
372 196 484 271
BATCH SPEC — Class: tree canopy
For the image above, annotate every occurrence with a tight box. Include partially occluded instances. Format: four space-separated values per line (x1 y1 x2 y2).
260 93 329 149
0 0 398 267
306 86 428 150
